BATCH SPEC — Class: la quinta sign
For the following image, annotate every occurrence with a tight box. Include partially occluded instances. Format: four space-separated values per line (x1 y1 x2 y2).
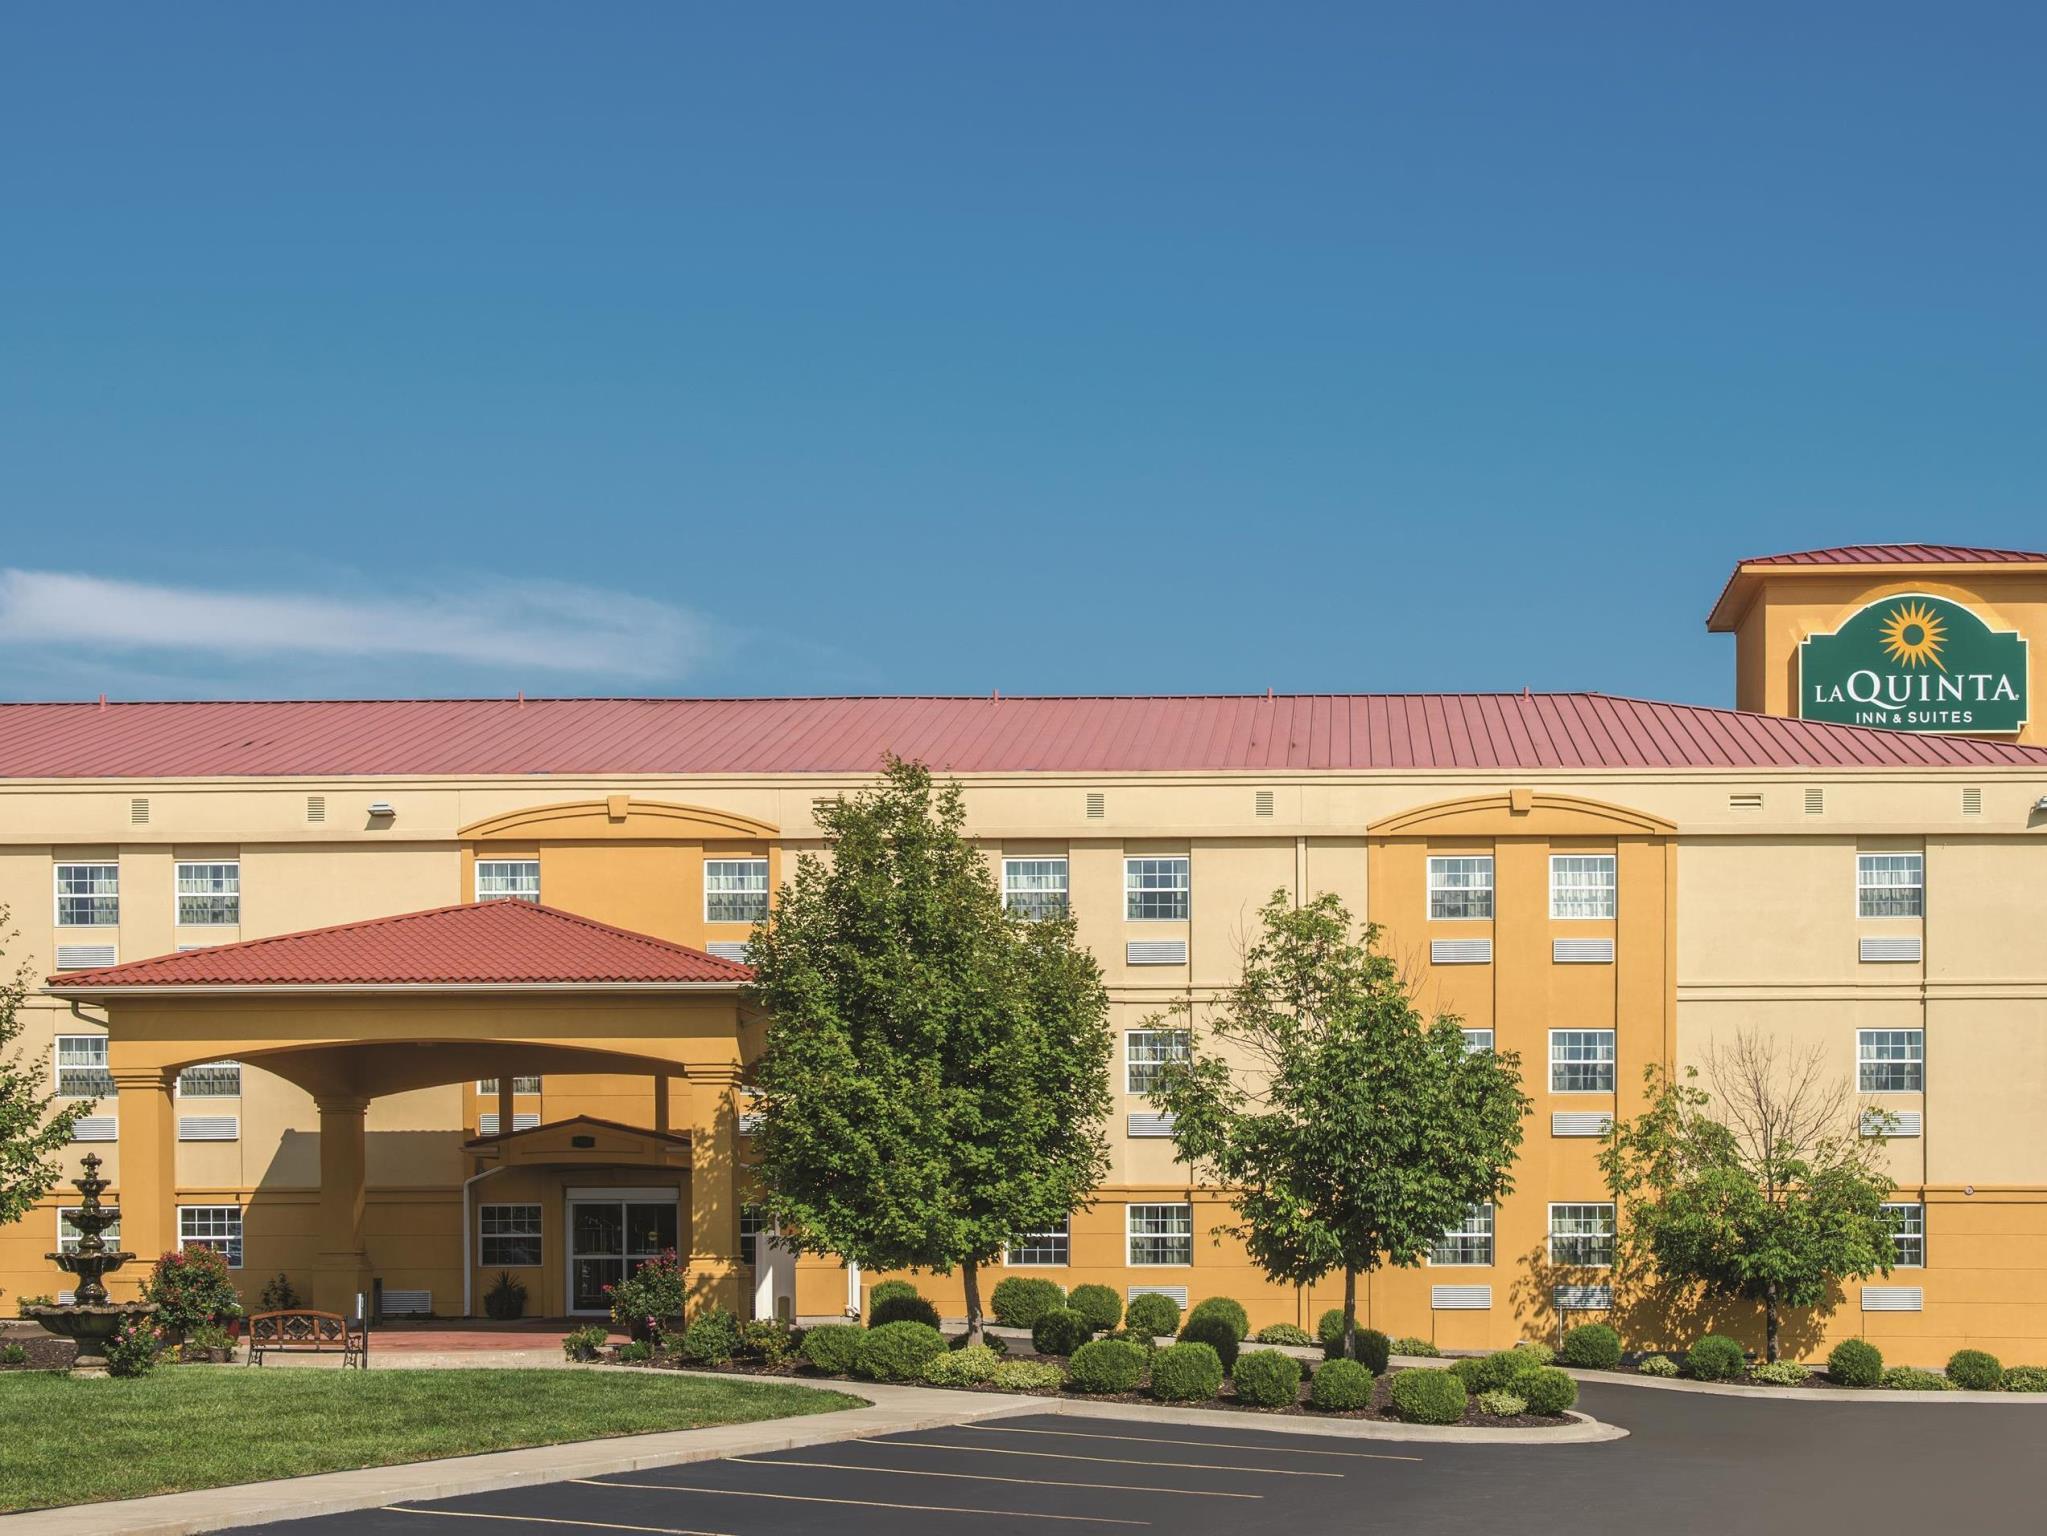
1800 593 2028 733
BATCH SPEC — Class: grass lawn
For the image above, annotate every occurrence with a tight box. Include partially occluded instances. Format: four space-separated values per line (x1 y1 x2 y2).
0 1367 864 1512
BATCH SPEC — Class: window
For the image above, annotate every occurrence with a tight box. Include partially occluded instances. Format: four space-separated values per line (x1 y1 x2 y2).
1125 857 1190 920
476 859 540 903
740 1203 769 1267
175 862 240 925
1007 1217 1070 1266
178 1205 244 1268
1857 853 1924 918
177 1061 241 1098
1461 1028 1495 1055
1430 1204 1494 1266
477 1077 543 1095
1858 1029 1924 1093
479 1204 543 1266
55 863 119 927
1550 1029 1616 1093
58 1208 118 1253
705 859 770 923
1550 855 1616 919
1548 1203 1615 1267
55 1036 113 1098
1125 1028 1190 1095
1003 858 1070 921
1127 1203 1193 1266
1428 856 1493 920
1882 1203 1925 1268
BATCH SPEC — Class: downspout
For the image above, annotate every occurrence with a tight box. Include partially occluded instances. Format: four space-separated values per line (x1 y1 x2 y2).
461 1161 510 1319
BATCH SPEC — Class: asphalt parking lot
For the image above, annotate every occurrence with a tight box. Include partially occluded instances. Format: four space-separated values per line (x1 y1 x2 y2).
245 1382 2044 1536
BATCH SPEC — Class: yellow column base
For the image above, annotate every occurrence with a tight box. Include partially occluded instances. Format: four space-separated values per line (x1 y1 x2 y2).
310 1254 374 1317
687 1258 745 1315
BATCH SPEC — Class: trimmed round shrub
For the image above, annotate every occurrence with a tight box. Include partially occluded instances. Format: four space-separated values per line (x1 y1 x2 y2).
1883 1365 1954 1392
1748 1360 1810 1386
801 1323 865 1375
679 1306 743 1364
1388 1368 1469 1424
922 1343 1001 1386
1947 1348 2004 1391
1031 1307 1094 1357
1511 1340 1555 1366
1558 1322 1622 1370
1685 1335 1747 1382
1257 1323 1314 1346
990 1359 1065 1391
855 1320 947 1382
1179 1311 1240 1372
1231 1349 1303 1407
1184 1297 1250 1342
1315 1311 1391 1372
1827 1338 1884 1388
1124 1292 1181 1339
1520 1366 1579 1415
2000 1365 2047 1393
1307 1357 1374 1411
868 1278 919 1310
1110 1326 1159 1352
1067 1337 1148 1394
990 1276 1066 1329
869 1291 942 1330
1149 1341 1225 1402
1637 1354 1679 1378
1474 1389 1527 1416
1067 1284 1123 1333
1454 1349 1544 1393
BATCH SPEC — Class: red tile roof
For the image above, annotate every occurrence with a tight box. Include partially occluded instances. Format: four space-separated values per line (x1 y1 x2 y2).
1708 545 2047 629
2 693 2045 777
45 900 753 990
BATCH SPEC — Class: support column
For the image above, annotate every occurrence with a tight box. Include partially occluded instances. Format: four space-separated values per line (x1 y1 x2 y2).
107 1065 177 1301
312 1095 373 1315
497 1076 515 1136
684 1066 744 1314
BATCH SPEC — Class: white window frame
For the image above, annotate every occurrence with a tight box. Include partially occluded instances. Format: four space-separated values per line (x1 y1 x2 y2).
1882 1202 1925 1268
1547 1202 1615 1268
1427 855 1494 920
478 1203 544 1267
54 862 119 928
176 1061 242 1098
1858 1029 1924 1093
476 1077 543 1095
1002 857 1070 921
1125 1028 1190 1096
178 1204 244 1269
1549 1028 1616 1094
58 1206 119 1253
1461 1027 1495 1054
475 859 541 903
1856 853 1924 919
1126 1203 1194 1267
54 1035 113 1098
1124 856 1190 921
174 861 241 926
704 858 770 924
1549 854 1616 920
1429 1203 1494 1266
1006 1217 1071 1267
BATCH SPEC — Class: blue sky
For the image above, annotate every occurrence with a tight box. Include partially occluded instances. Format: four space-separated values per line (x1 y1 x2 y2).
3 4 2042 705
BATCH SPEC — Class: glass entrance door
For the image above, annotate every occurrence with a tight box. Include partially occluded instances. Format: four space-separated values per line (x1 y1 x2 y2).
568 1194 679 1314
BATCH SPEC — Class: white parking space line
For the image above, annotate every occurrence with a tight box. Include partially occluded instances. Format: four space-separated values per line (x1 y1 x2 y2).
728 1454 1262 1499
384 1507 734 1536
568 1478 1150 1526
864 1438 1342 1478
961 1423 1424 1463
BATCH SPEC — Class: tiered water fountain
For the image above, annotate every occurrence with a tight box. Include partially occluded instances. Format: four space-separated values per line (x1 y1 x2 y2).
22 1152 158 1377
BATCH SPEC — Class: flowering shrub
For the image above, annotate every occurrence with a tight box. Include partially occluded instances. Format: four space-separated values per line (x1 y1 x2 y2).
108 1317 167 1377
562 1325 609 1361
142 1248 243 1338
607 1250 687 1340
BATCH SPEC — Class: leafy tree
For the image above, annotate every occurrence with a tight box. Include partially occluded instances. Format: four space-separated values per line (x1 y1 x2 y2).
1150 891 1529 1363
1 910 91 1297
1600 1031 1898 1361
746 758 1113 1344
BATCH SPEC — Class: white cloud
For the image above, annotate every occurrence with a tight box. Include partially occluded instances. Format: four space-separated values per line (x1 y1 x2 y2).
0 569 713 681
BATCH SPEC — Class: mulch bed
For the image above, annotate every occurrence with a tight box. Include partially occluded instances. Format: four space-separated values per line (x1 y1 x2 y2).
0 1328 76 1372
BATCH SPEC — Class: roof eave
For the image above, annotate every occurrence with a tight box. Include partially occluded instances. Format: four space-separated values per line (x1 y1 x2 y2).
41 979 748 1000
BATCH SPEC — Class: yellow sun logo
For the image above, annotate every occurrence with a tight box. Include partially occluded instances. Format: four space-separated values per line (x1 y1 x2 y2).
1880 601 1947 670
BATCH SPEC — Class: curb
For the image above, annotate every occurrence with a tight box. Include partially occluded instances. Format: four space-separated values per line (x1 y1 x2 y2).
1043 1397 1624 1444
1560 1366 2047 1405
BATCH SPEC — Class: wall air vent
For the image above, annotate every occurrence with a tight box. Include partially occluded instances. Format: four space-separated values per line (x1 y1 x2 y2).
1552 1112 1614 1137
1552 938 1614 964
306 796 326 824
1804 787 1825 816
1729 792 1764 811
1128 1112 1177 1138
1254 790 1275 818
1861 1287 1923 1313
178 1116 238 1142
1431 1285 1492 1311
810 796 841 821
1859 937 1922 963
1126 940 1188 966
738 1112 763 1135
706 941 751 963
1862 1110 1922 1138
130 797 150 825
380 1289 432 1318
1962 787 1983 816
55 945 116 972
477 1112 541 1136
71 1116 117 1143
1430 939 1492 965
1127 1284 1188 1307
1085 791 1106 819
1554 1284 1613 1310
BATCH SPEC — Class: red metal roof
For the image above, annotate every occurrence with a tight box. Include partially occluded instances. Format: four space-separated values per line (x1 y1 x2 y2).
44 900 753 989
2 693 2044 778
1708 545 2047 629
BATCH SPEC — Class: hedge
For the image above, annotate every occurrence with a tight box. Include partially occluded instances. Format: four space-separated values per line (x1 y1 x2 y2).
1827 1338 1883 1387
1520 1366 1578 1415
1947 1349 2004 1391
1685 1335 1746 1382
1150 1341 1225 1402
990 1276 1067 1328
922 1342 1001 1386
1124 1292 1182 1339
1558 1322 1622 1369
1388 1368 1468 1424
869 1292 942 1330
1031 1307 1094 1357
1067 1284 1123 1333
1179 1311 1240 1372
1231 1349 1302 1407
2001 1365 2047 1393
1067 1337 1147 1393
1184 1297 1250 1342
855 1320 947 1382
1307 1357 1374 1411
1315 1310 1391 1372
867 1279 919 1310
800 1323 865 1375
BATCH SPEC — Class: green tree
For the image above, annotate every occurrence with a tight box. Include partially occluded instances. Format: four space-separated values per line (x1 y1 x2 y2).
1600 1031 1898 1361
1 909 92 1292
1150 891 1529 1363
746 758 1113 1344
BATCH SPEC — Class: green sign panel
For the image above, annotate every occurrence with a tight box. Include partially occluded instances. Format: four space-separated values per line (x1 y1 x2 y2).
1799 593 2028 734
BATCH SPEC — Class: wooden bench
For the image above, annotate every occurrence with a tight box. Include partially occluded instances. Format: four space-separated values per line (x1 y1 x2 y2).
246 1309 368 1369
